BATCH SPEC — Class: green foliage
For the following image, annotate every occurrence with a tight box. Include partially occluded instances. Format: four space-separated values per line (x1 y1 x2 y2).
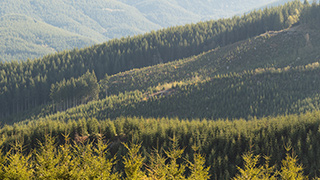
54 134 79 179
3 141 33 180
0 14 97 62
91 137 119 180
9 1 318 124
122 142 146 180
2 2 320 179
6 112 320 179
34 135 60 180
0 132 316 179
32 60 320 124
163 136 186 180
187 145 210 180
34 133 120 180
146 149 168 179
0 114 320 179
0 0 308 123
280 145 307 180
50 70 99 111
300 1 320 28
233 152 277 180
233 146 309 180
146 138 210 180
73 136 119 180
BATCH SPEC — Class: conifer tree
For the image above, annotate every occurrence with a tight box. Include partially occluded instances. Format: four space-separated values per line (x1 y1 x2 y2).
187 145 210 180
163 136 186 180
83 136 119 180
122 142 146 180
34 135 60 180
280 145 307 180
233 152 277 180
3 141 33 180
146 148 167 180
55 134 80 179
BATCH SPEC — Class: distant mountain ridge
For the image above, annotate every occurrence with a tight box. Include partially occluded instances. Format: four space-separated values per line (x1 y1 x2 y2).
0 0 284 62
0 14 96 62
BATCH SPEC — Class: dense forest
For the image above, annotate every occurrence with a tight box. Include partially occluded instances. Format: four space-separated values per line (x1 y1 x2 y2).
1 1 320 179
15 60 319 125
1 111 320 179
0 0 312 121
0 133 310 179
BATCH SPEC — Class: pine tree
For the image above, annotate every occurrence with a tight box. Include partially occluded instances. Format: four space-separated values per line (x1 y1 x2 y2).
187 145 210 180
163 136 186 180
3 141 33 180
34 135 60 180
280 145 307 180
233 152 277 180
122 142 146 180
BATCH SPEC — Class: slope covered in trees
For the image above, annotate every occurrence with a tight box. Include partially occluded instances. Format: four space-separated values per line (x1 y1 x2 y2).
0 14 96 62
23 60 320 125
3 1 320 123
0 0 282 62
0 0 307 121
103 23 320 96
50 71 99 111
1 1 320 179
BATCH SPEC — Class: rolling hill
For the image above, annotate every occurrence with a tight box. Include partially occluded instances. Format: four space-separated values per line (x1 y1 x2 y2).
0 0 288 62
26 23 320 122
0 0 308 123
0 14 97 62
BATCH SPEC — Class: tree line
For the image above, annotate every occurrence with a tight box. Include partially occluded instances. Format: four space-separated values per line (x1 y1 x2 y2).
1 110 320 179
0 133 309 179
50 71 99 112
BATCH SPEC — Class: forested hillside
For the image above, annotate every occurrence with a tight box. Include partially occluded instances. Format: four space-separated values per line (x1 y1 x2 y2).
0 0 307 121
103 24 319 95
23 60 320 124
0 14 96 62
0 0 282 62
118 0 279 24
1 1 320 179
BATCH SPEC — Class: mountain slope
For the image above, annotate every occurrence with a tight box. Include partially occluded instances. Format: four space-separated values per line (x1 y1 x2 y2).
0 0 161 61
120 0 201 27
37 61 320 122
0 0 309 122
104 24 320 95
0 14 97 62
120 0 279 21
0 0 291 61
6 23 320 124
45 25 320 120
